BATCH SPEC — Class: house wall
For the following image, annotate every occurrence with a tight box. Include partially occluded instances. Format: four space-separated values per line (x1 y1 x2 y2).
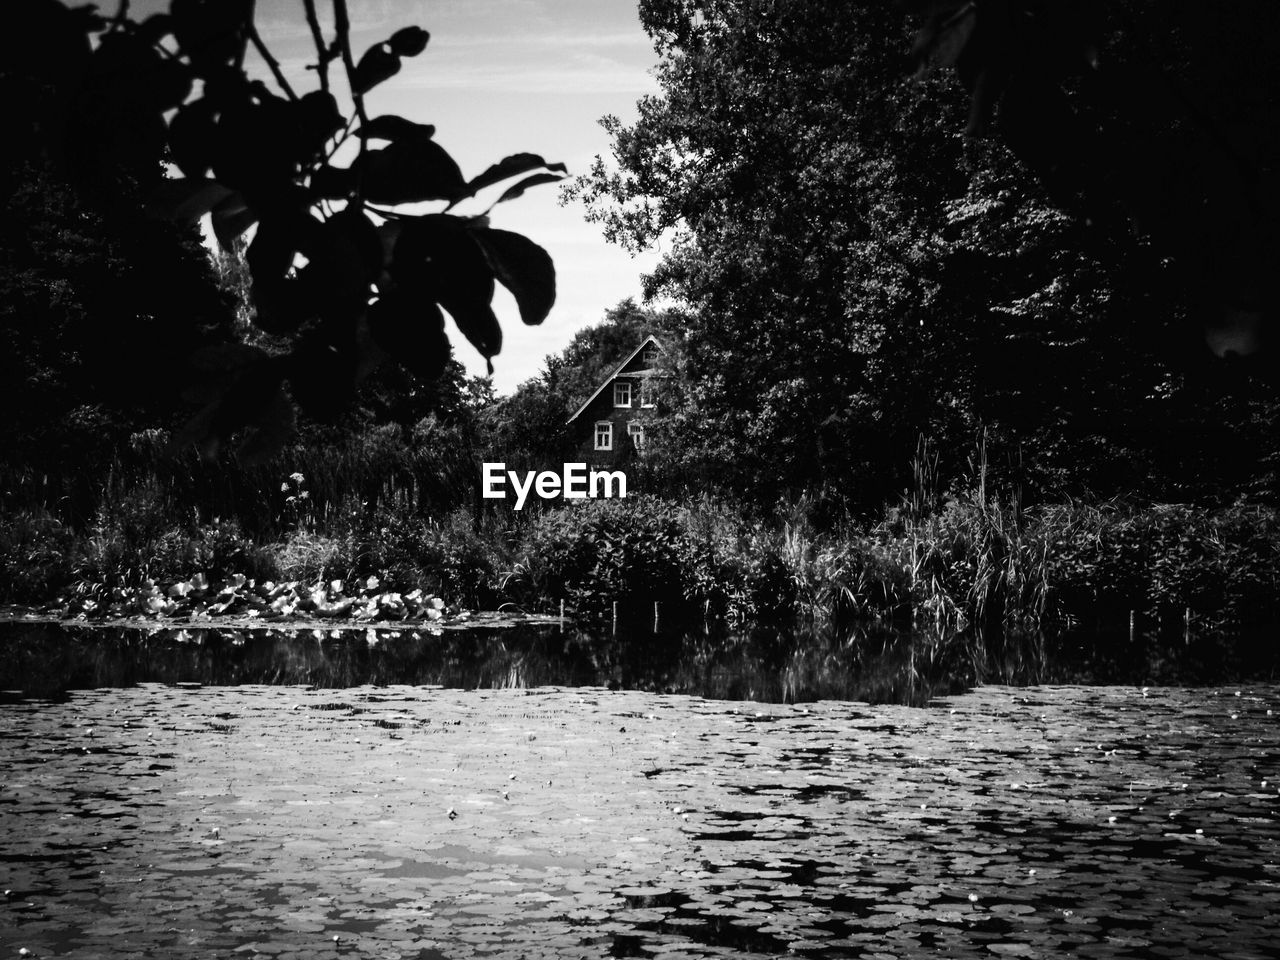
573 374 652 467
568 339 666 468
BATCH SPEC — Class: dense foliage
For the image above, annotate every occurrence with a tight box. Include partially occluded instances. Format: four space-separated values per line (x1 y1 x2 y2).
3 0 562 463
571 0 1280 506
907 1 1280 362
7 485 1279 648
0 11 235 466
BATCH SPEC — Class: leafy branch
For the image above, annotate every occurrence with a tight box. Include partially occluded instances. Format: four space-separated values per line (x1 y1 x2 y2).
43 0 571 460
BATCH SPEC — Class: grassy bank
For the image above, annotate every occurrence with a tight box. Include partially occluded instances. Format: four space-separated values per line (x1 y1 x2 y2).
3 463 1279 643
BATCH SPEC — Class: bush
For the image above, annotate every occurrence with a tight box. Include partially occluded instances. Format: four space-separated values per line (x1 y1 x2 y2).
503 497 805 625
0 511 77 601
514 498 690 619
412 512 506 609
72 485 183 589
1040 503 1280 634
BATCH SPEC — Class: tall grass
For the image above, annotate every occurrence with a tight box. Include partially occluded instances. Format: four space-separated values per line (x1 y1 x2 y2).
3 428 1279 645
0 422 477 537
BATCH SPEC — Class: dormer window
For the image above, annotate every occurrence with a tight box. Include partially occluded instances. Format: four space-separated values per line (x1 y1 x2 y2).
641 345 660 367
613 381 632 407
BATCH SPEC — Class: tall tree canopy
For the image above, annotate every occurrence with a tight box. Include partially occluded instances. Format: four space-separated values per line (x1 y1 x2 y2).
3 0 565 462
571 0 1280 506
907 1 1280 362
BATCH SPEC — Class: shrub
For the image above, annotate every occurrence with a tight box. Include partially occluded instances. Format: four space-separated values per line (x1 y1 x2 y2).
516 498 690 620
0 511 77 601
413 512 506 609
1040 503 1280 634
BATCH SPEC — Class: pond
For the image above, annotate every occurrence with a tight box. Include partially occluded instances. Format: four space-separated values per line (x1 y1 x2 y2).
1 621 1278 958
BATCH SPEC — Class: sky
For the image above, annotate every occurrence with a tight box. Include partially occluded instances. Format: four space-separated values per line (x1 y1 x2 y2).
141 0 666 393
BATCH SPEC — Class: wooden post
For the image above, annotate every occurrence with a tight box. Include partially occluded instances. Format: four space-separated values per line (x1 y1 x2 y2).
1184 607 1191 645
1129 610 1135 643
559 598 565 630
653 601 660 632
612 601 618 634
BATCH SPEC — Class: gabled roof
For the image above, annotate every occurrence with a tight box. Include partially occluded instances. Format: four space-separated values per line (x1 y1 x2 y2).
566 335 666 424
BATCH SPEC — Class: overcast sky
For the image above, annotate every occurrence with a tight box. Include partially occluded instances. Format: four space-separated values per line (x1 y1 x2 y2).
137 0 665 392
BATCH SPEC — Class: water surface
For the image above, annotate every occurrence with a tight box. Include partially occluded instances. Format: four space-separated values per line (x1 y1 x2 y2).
2 621 1277 958
2 680 1278 958
3 618 1276 704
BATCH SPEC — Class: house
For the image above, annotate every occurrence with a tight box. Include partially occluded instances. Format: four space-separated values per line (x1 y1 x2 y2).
566 335 667 464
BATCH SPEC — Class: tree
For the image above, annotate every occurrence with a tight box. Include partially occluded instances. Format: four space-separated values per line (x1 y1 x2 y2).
0 4 237 467
906 1 1280 363
5 0 565 461
572 0 1280 506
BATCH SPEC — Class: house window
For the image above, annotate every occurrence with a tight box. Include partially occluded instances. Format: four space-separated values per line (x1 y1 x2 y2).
640 380 656 408
594 421 613 451
642 345 660 367
613 380 632 407
628 422 645 451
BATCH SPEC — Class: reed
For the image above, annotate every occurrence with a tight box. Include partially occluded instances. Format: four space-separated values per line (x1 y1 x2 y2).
3 430 1279 650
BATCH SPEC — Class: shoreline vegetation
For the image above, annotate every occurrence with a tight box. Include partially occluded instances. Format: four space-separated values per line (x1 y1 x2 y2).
4 442 1279 664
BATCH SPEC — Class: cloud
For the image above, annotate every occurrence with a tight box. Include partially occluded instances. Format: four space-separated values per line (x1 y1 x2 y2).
394 52 658 95
443 30 652 50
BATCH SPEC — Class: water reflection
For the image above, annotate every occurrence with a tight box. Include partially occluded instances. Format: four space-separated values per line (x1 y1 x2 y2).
1 618 1274 703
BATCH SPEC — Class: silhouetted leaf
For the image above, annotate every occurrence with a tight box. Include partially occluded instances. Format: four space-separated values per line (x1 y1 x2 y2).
367 292 450 381
352 43 400 95
289 208 379 327
389 26 430 57
361 140 466 204
448 153 568 209
247 211 329 333
375 221 403 285
311 164 357 199
471 227 556 326
149 57 195 111
358 115 435 142
491 172 568 208
137 13 174 43
393 214 500 361
213 95 300 195
145 177 233 223
168 98 219 178
210 192 257 250
326 207 384 281
171 0 252 73
294 90 344 160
